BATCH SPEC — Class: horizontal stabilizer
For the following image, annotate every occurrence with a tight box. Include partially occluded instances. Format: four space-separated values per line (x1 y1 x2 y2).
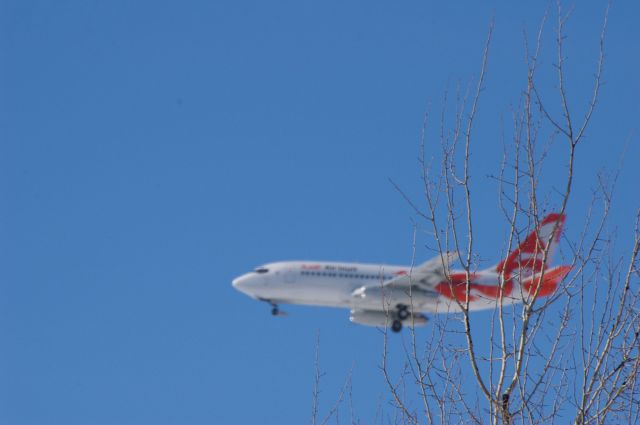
521 265 572 297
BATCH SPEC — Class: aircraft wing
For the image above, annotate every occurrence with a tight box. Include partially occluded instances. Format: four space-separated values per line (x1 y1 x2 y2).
382 252 458 291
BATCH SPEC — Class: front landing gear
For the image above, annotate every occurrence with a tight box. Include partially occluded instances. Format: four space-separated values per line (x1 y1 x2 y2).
263 300 286 317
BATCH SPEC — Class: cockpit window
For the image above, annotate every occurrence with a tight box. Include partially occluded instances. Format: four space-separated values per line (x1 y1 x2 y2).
254 268 269 274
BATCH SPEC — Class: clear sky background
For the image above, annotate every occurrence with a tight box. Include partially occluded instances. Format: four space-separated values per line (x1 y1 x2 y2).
2 1 639 424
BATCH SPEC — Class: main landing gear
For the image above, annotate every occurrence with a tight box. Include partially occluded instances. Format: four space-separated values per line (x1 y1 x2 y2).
397 304 410 320
390 304 420 333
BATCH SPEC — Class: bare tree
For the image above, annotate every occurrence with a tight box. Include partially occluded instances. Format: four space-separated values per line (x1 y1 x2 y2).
381 2 640 424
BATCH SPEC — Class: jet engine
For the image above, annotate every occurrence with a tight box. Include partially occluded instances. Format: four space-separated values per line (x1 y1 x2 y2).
349 309 428 327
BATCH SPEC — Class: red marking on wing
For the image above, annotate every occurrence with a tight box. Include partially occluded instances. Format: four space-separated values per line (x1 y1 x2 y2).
472 282 514 298
435 274 514 302
435 281 478 302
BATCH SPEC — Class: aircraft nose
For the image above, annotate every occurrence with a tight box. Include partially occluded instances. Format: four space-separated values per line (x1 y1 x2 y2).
232 274 255 296
232 276 246 290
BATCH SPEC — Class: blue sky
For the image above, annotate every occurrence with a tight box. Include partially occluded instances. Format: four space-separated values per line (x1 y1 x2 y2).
2 1 639 424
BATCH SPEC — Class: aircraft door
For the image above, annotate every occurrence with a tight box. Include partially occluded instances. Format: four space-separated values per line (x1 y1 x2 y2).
283 268 296 283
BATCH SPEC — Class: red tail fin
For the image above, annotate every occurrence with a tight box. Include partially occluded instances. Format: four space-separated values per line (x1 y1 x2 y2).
496 213 566 281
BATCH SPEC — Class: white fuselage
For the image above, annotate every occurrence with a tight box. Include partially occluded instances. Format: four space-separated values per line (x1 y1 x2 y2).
234 261 400 307
232 260 504 313
232 214 570 330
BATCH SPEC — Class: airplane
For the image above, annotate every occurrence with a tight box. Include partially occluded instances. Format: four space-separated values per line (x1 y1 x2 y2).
232 213 571 332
